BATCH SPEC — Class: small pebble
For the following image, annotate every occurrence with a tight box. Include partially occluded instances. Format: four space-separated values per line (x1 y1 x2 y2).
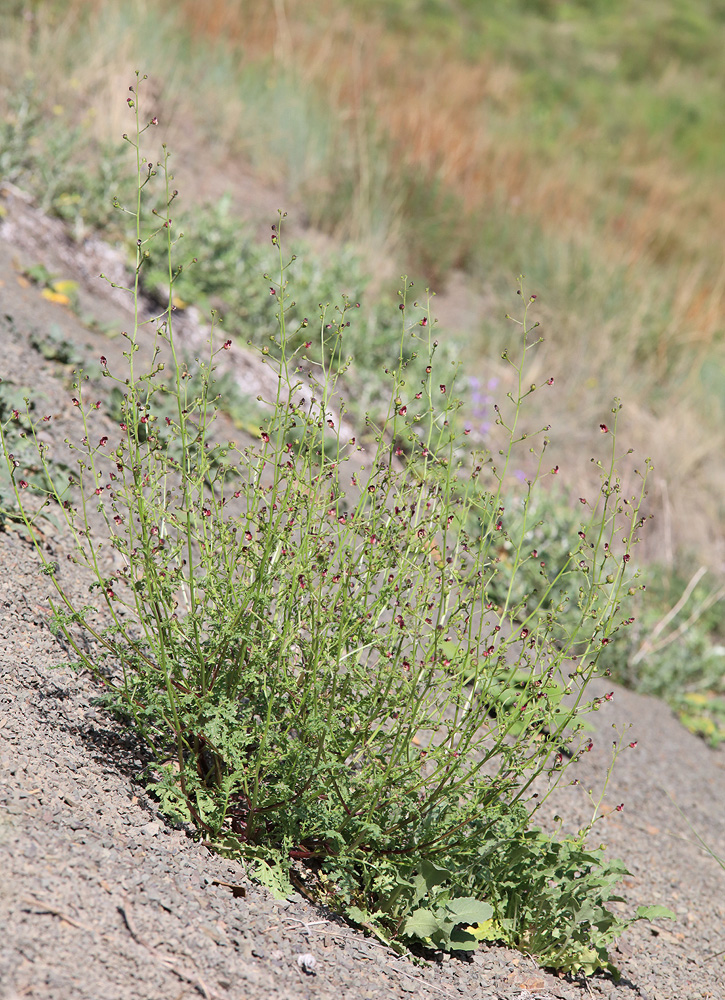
296 952 317 974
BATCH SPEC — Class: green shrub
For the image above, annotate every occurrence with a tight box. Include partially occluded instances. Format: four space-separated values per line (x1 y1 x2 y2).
0 74 671 974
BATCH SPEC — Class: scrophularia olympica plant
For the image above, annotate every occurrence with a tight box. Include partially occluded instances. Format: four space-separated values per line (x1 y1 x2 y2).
0 74 673 973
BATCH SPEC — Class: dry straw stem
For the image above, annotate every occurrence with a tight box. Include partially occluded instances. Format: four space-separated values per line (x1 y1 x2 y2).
633 566 725 666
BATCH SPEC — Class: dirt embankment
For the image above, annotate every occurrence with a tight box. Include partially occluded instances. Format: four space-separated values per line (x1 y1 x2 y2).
1 183 724 1000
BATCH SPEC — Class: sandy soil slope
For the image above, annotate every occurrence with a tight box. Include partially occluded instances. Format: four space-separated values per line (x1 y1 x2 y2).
1 184 724 1000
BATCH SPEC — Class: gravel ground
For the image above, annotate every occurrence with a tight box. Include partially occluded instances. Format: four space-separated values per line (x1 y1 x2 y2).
1 187 725 1000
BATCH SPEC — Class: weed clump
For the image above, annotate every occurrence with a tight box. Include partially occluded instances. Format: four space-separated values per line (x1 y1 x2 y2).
0 75 673 975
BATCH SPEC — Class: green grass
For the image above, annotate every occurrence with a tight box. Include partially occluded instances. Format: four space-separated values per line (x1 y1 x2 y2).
358 0 725 169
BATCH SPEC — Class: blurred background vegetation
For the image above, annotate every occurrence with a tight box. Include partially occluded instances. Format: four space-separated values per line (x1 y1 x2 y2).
1 0 724 741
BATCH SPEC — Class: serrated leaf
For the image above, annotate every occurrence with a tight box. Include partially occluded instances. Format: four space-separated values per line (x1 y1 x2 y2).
346 906 393 946
565 947 601 976
252 859 293 901
346 905 370 926
413 858 452 904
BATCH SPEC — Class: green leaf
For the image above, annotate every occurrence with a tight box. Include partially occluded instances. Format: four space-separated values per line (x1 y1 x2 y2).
416 859 452 895
447 925 480 951
346 905 370 926
346 906 394 946
466 917 504 942
444 896 494 925
403 907 442 939
252 859 293 901
563 947 602 977
635 904 676 921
